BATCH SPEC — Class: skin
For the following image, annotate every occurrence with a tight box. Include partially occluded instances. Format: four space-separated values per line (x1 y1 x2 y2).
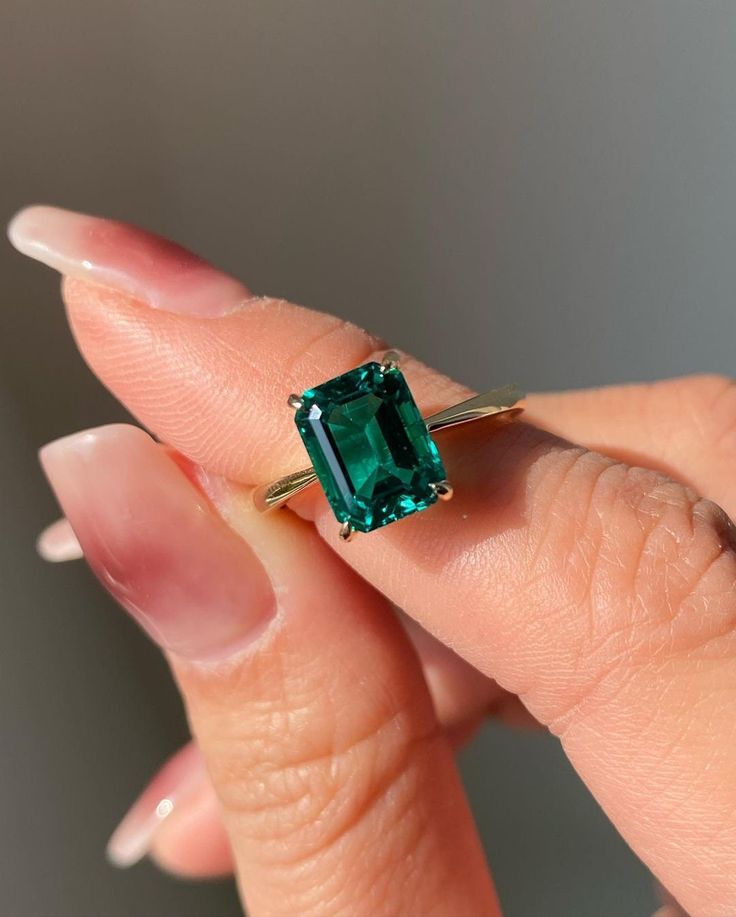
11 206 736 916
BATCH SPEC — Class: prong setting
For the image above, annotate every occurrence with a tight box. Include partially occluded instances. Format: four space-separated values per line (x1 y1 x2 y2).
339 521 356 542
431 480 454 502
380 350 401 373
287 393 304 410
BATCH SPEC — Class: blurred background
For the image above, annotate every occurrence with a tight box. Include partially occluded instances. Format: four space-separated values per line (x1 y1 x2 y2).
2 2 735 915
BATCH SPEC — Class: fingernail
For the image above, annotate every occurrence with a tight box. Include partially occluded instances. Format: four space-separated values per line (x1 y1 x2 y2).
107 743 208 869
36 517 83 562
39 424 275 660
8 205 251 317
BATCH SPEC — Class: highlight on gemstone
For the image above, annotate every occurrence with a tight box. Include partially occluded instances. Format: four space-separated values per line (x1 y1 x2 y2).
294 362 446 533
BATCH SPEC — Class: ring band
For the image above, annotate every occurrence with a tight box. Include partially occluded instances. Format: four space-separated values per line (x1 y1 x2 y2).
253 351 524 539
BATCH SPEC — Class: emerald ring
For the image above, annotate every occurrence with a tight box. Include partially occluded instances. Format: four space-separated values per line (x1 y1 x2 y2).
253 351 524 540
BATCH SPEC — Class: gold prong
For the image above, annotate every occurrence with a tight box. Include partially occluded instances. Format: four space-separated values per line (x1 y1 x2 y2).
339 521 356 542
253 466 318 512
425 385 524 433
287 393 304 410
431 480 454 502
380 350 401 372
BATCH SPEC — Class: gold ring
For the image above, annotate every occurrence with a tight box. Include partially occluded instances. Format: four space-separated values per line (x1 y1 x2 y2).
253 351 524 540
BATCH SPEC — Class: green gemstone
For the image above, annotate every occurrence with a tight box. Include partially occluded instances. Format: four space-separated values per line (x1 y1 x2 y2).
294 362 446 533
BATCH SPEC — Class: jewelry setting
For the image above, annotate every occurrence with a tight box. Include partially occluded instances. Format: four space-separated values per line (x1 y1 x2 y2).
253 351 524 539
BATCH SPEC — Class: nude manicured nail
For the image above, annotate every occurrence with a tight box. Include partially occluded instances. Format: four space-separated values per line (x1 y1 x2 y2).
8 205 251 317
36 517 83 562
107 743 208 869
39 425 275 660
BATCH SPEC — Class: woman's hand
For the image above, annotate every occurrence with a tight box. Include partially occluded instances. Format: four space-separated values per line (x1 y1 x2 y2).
11 205 736 917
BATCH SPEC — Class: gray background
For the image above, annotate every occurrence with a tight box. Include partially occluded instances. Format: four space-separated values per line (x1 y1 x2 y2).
1 2 733 915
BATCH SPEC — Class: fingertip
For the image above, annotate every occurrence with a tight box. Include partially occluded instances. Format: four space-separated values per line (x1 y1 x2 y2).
147 792 234 880
104 743 233 880
36 517 83 563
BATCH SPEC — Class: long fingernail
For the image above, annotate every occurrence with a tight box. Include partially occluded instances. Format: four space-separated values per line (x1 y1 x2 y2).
8 205 251 317
39 424 275 660
36 518 83 562
107 743 208 869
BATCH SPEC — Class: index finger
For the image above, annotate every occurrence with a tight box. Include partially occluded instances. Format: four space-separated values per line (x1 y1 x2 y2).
11 206 736 915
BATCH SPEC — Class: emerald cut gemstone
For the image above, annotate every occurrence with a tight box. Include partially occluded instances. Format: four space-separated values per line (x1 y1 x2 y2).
294 362 446 532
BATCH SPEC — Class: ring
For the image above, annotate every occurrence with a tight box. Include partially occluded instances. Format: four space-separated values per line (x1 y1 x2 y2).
253 351 524 540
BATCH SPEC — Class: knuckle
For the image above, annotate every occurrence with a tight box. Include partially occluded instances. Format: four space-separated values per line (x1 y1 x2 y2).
531 451 736 728
212 674 441 882
614 468 736 650
639 492 736 657
272 305 381 379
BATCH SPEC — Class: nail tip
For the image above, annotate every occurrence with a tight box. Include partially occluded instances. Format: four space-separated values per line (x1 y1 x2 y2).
105 840 144 870
37 432 93 471
35 532 56 563
35 524 84 563
7 204 53 247
39 424 148 468
6 208 30 252
7 204 86 273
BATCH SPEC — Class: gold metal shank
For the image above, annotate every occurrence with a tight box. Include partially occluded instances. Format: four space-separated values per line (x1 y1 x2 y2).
252 383 525 513
425 383 524 433
253 466 320 513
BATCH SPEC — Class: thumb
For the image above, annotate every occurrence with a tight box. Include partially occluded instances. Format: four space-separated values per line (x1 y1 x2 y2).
40 423 499 917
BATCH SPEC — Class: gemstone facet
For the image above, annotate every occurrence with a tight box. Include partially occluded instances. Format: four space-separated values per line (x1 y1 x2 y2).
294 362 446 533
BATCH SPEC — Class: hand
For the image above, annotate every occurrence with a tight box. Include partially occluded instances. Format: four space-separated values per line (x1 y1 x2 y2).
11 205 736 917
